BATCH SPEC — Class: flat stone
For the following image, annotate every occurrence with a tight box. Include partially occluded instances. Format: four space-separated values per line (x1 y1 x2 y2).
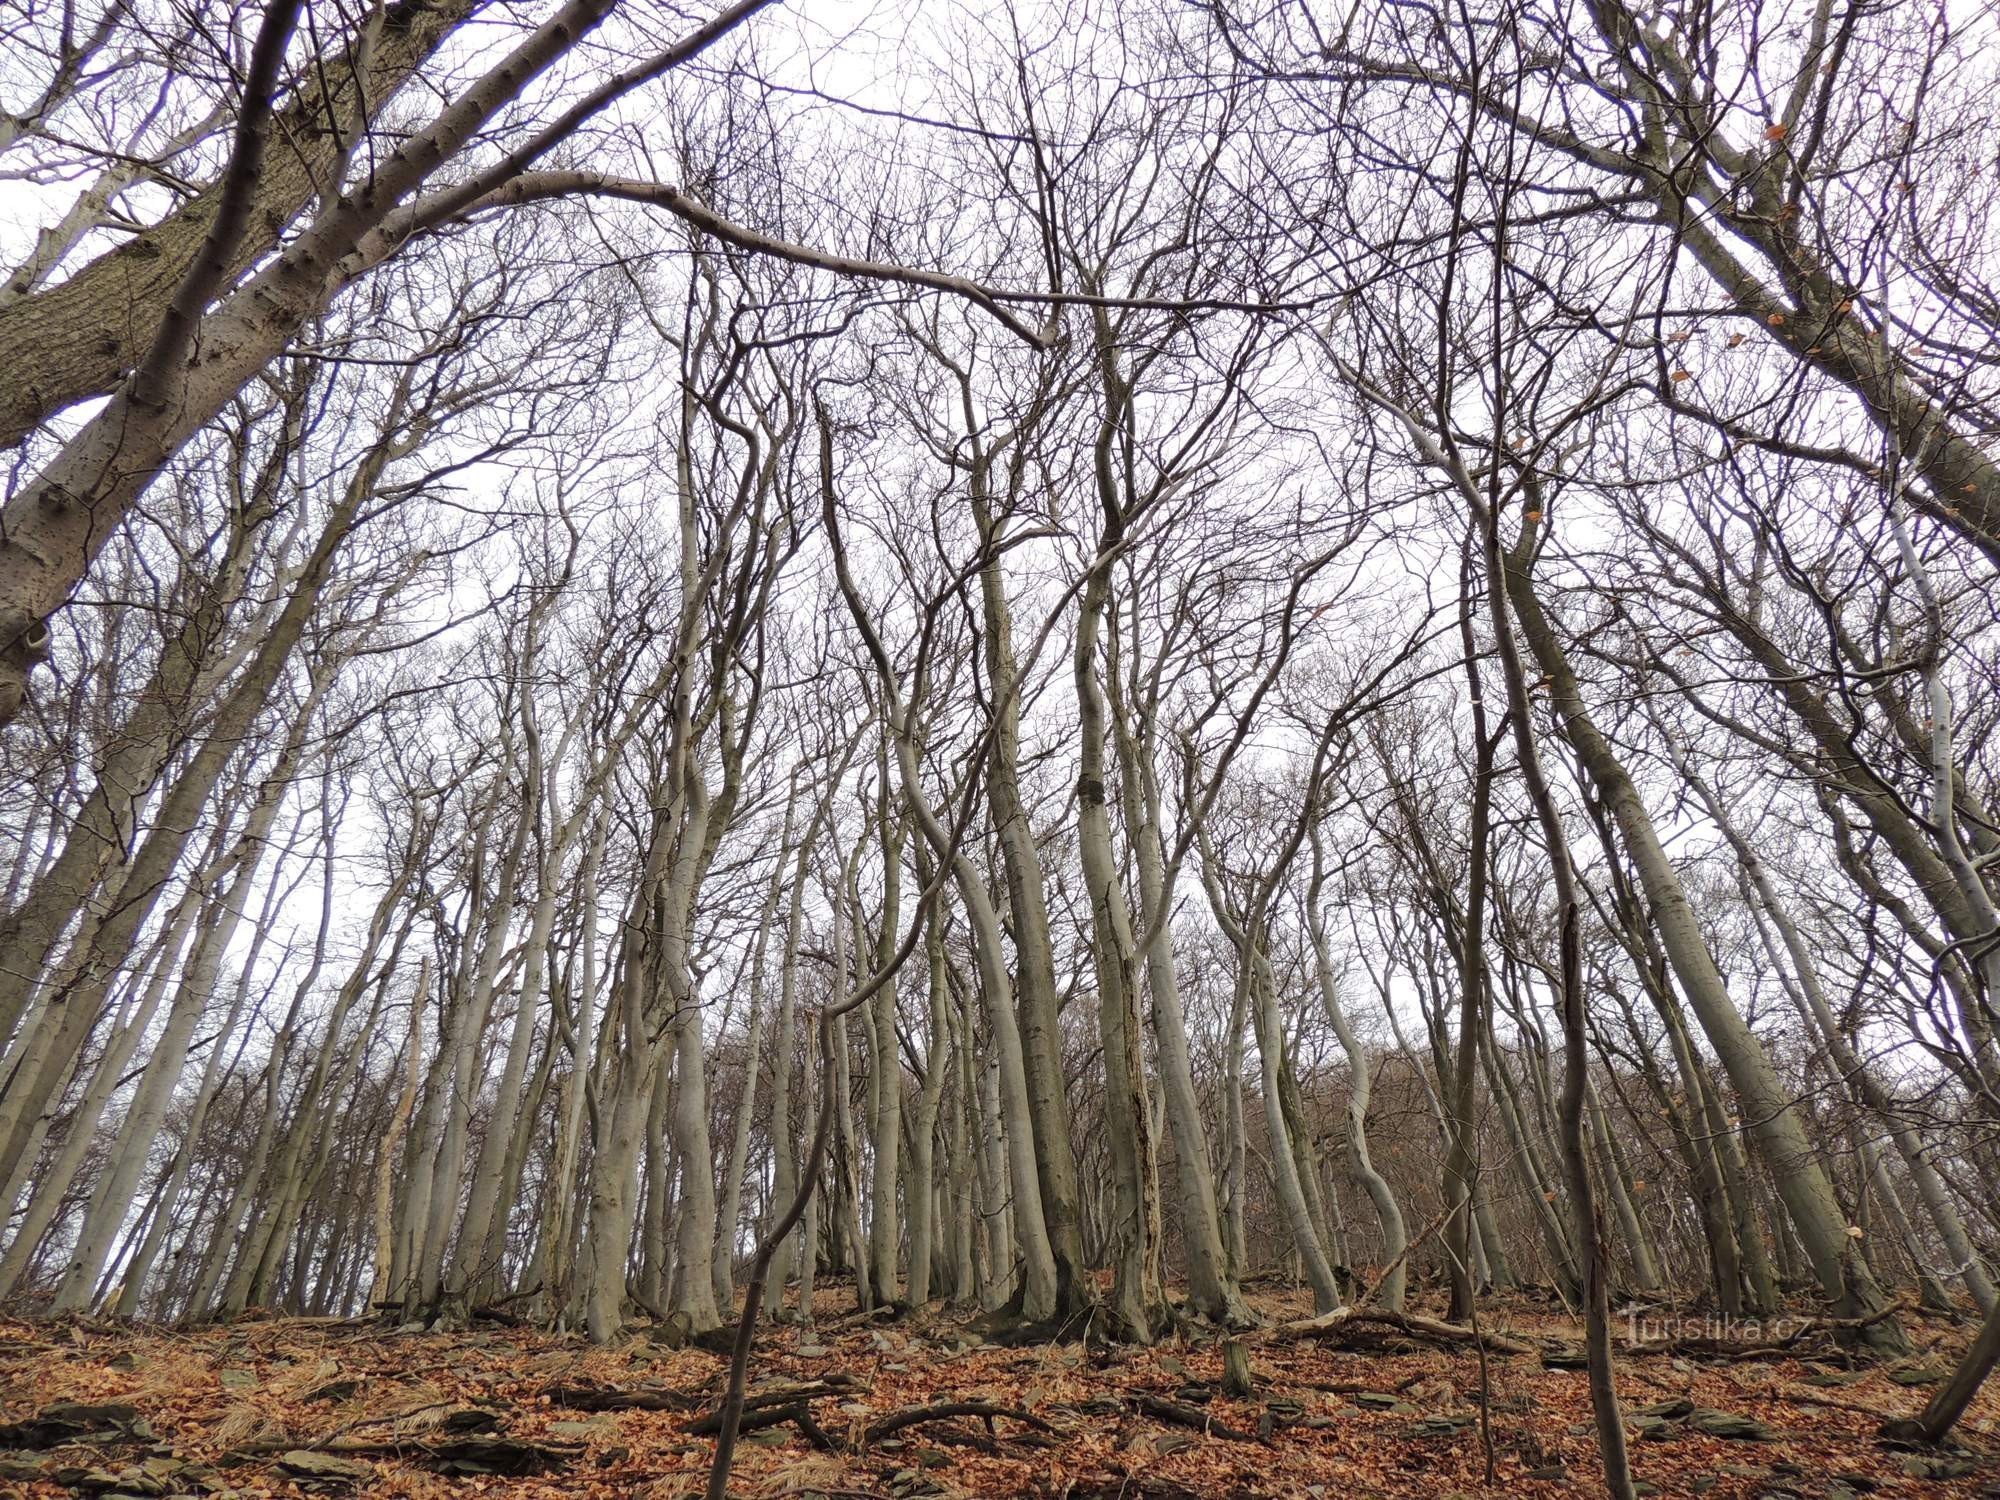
424 1436 576 1476
1637 1398 1695 1420
1903 1455 1977 1480
1689 1408 1775 1441
1888 1365 1948 1387
277 1450 374 1487
0 1403 152 1449
1409 1417 1472 1439
70 1463 187 1498
1352 1391 1413 1412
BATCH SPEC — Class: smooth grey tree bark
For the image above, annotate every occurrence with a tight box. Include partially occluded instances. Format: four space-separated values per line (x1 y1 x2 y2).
1495 512 1905 1352
1197 826 1344 1313
1305 826 1409 1311
50 661 337 1311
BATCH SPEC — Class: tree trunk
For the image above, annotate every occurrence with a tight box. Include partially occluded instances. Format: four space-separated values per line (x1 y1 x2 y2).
1073 545 1165 1341
1306 831 1410 1311
1499 528 1905 1353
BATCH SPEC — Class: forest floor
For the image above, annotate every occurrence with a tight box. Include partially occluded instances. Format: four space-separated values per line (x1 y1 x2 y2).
1 1284 1995 1500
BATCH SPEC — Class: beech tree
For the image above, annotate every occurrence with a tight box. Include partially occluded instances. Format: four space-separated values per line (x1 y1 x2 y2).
4 0 2000 1451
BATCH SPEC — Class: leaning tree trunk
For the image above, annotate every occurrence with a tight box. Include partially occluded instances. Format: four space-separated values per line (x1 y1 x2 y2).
1499 523 1905 1354
420 788 530 1316
1307 828 1409 1311
583 875 670 1344
1445 625 1498 1320
51 669 332 1311
453 755 585 1308
828 876 872 1310
0 480 363 1174
1483 522 1635 1500
1687 760 1998 1315
0 491 271 1042
1898 1297 2000 1443
1220 969 1251 1280
0 0 480 450
0 894 198 1298
227 909 411 1317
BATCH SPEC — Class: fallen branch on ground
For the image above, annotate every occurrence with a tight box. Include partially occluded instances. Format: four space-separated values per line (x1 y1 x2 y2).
544 1381 698 1413
230 1435 581 1473
686 1377 858 1452
863 1402 1053 1446
1266 1307 1535 1356
1131 1394 1260 1443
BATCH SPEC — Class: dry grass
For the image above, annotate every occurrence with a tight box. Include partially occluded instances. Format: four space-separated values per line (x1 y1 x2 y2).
212 1400 289 1448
